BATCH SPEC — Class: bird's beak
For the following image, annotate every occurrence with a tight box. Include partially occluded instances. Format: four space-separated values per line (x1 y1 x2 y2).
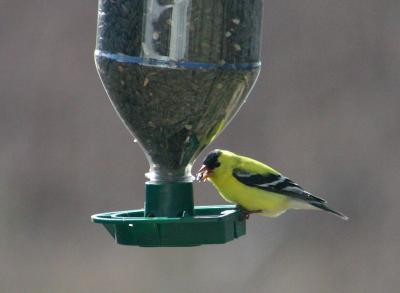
197 165 211 182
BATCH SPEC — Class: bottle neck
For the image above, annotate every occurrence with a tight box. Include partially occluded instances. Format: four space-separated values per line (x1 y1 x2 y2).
145 164 194 183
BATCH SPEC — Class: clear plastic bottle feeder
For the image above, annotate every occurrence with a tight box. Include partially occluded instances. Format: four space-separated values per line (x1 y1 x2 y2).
91 0 263 247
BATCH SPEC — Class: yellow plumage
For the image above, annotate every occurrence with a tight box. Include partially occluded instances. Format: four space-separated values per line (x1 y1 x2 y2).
198 149 348 219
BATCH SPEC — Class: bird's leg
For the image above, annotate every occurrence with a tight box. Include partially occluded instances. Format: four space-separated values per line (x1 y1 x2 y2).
245 209 263 219
237 206 249 220
237 206 263 220
247 209 263 214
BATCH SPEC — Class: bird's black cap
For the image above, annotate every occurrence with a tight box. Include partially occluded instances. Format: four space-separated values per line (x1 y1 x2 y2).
202 150 222 170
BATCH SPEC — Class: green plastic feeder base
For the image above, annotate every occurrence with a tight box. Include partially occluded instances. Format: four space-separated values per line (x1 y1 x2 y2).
91 205 246 247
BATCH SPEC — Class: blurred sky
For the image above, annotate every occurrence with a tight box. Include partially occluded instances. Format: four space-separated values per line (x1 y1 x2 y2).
1 0 399 292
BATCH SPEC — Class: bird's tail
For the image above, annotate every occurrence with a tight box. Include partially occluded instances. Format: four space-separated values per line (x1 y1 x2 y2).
309 201 349 220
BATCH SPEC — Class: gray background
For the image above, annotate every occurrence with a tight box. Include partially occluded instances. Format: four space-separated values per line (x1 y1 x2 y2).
1 0 399 292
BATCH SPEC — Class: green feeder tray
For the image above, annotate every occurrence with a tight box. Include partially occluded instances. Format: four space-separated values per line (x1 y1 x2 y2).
92 182 246 247
92 205 245 247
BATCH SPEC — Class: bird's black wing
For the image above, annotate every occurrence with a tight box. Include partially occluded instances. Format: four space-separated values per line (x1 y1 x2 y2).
232 169 326 203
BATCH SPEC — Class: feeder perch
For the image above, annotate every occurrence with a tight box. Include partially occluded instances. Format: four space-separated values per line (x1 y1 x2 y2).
91 0 263 247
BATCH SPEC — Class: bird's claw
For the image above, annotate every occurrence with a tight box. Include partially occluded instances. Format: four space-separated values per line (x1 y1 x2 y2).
237 206 262 220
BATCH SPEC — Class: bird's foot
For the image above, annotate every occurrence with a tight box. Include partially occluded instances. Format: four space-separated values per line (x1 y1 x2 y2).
237 206 263 220
244 209 263 219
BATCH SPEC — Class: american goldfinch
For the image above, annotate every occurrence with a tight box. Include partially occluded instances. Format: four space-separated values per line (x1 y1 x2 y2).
197 149 348 220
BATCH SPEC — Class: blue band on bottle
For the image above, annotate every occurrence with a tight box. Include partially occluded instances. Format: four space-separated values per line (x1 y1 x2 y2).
95 50 261 70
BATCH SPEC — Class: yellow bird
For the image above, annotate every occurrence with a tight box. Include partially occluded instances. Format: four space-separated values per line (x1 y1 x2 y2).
197 149 348 220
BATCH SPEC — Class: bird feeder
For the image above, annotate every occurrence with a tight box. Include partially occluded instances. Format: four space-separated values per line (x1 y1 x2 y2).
91 0 263 247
